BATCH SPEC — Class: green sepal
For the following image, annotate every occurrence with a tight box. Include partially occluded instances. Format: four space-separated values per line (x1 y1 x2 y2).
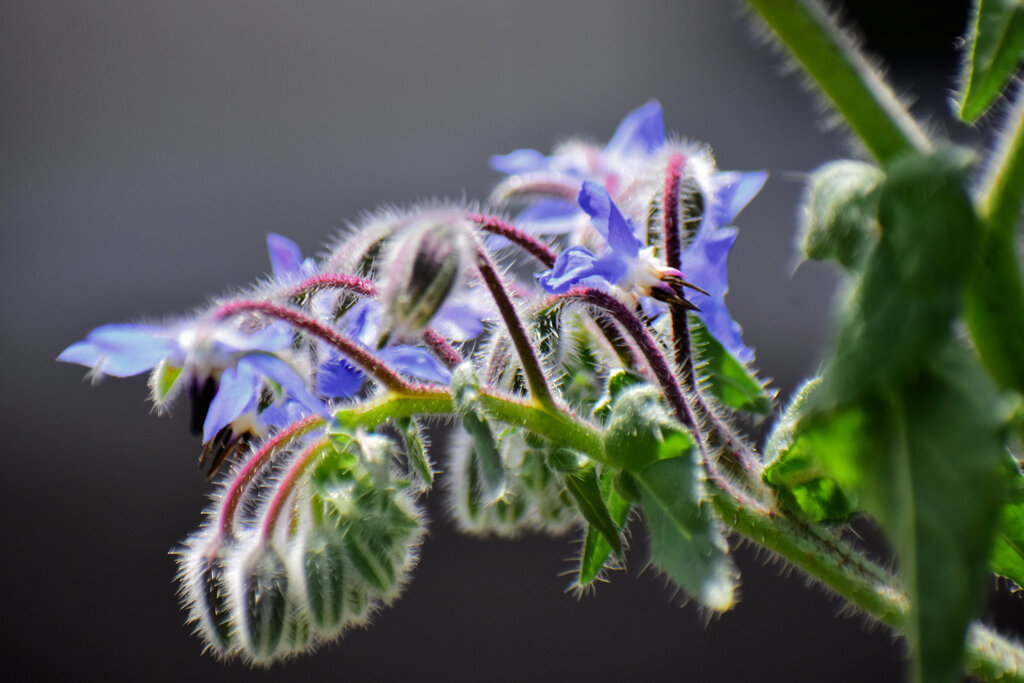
956 0 1024 122
797 159 884 272
394 416 433 489
637 443 736 612
691 320 773 414
764 378 856 523
562 464 624 558
452 363 505 504
149 360 183 406
575 466 633 588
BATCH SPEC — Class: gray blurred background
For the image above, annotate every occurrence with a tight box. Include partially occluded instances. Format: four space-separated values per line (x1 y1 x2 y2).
2 1 999 681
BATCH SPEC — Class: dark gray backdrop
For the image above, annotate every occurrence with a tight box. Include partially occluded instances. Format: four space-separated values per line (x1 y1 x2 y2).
2 1 999 681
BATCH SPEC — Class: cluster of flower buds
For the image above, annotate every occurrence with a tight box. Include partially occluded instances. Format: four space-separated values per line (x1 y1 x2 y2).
177 423 424 663
61 100 769 663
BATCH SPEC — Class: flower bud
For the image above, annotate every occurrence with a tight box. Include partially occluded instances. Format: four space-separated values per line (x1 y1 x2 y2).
238 543 290 660
302 529 351 633
798 159 884 272
177 535 236 656
378 217 469 344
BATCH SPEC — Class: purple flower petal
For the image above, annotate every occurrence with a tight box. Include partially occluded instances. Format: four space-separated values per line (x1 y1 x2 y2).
577 181 642 258
605 100 665 159
490 149 551 175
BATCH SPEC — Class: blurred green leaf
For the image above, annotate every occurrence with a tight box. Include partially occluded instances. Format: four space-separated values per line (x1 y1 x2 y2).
691 320 773 414
957 0 1024 122
796 343 1010 683
818 146 978 405
764 378 857 522
603 385 678 473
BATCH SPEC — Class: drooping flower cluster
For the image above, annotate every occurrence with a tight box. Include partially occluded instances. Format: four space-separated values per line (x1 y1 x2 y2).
60 101 766 664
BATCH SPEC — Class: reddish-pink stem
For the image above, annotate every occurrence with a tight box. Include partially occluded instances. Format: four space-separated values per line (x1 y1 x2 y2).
422 328 463 368
289 273 377 299
467 213 558 267
216 414 325 538
214 300 431 395
260 437 330 540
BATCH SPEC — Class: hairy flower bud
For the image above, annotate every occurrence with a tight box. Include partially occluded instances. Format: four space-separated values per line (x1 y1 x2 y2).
238 543 290 660
301 529 351 633
378 216 470 344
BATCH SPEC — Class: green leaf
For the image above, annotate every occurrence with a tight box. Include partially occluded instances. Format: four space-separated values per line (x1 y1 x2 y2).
394 417 433 489
764 378 857 522
575 467 633 588
691 320 773 414
796 343 1011 683
562 464 624 558
991 499 1024 588
638 448 736 612
957 0 1024 122
818 146 978 405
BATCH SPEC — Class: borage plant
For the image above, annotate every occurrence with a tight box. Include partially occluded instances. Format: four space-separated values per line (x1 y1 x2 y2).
60 2 1024 681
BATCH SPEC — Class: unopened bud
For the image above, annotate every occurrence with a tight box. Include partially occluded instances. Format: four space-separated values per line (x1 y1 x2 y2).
239 543 290 660
379 217 469 344
302 529 351 633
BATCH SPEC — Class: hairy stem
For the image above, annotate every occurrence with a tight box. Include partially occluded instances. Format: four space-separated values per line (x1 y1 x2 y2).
743 0 930 165
474 245 558 410
214 300 432 395
467 213 558 267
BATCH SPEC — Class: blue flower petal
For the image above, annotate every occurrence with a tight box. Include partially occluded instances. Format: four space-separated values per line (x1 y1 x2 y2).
317 356 365 399
267 233 305 279
680 226 752 363
381 345 452 384
222 323 293 353
244 353 325 415
536 246 627 294
202 361 259 441
434 301 486 341
605 100 665 159
490 149 551 175
58 324 177 377
577 181 642 258
709 171 768 228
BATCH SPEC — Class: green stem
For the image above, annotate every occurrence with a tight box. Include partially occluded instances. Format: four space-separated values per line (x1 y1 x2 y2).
714 490 1024 682
978 85 1024 239
742 0 930 165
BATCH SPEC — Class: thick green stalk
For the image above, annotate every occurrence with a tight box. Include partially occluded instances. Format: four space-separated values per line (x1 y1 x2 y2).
967 86 1024 394
743 0 930 165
